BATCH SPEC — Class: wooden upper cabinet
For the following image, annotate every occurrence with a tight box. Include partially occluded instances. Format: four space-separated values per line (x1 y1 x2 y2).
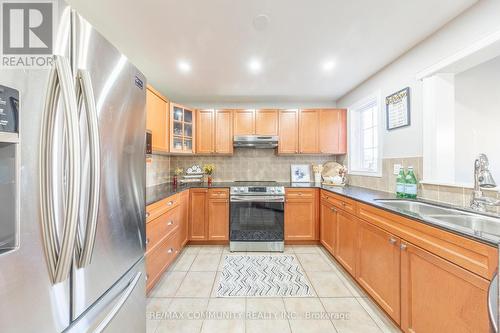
299 109 320 153
170 103 195 154
146 86 169 153
189 189 208 240
215 110 233 154
278 109 299 154
319 109 347 154
255 109 278 135
401 241 490 333
196 109 214 154
208 189 229 241
233 109 255 135
335 210 358 276
356 220 401 324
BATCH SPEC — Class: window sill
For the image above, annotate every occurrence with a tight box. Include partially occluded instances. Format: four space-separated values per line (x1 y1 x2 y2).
348 171 382 178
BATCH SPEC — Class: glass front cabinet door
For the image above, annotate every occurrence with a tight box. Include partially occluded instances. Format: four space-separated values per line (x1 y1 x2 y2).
170 103 195 153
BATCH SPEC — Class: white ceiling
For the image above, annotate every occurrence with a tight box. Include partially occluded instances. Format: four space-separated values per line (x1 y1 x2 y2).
67 0 476 105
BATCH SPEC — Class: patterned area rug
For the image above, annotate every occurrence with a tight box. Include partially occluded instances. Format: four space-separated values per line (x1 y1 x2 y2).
216 255 313 297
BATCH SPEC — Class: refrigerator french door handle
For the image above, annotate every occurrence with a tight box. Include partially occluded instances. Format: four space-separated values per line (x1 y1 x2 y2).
40 55 81 284
75 69 101 268
93 272 142 333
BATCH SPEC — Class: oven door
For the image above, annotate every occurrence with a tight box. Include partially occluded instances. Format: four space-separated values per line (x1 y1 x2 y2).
230 196 284 243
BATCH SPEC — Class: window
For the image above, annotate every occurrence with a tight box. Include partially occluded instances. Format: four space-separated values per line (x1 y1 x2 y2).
348 94 381 176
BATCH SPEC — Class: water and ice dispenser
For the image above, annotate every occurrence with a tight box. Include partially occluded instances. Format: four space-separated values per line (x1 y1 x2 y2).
0 84 19 253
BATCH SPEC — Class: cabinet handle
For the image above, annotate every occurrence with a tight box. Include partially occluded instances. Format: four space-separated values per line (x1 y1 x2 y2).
167 220 174 226
167 201 174 206
389 238 397 245
400 244 407 251
145 238 150 245
145 274 149 281
167 248 174 254
145 212 150 218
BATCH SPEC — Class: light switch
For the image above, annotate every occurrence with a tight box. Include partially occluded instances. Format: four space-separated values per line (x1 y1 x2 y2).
393 164 402 175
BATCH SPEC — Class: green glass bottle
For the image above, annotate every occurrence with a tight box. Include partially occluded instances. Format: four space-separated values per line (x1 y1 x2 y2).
404 166 418 199
396 168 406 198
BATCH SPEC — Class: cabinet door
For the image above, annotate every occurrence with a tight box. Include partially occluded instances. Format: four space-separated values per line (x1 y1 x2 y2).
335 210 358 276
299 109 320 153
233 109 255 135
319 109 347 154
146 87 169 152
208 198 229 241
178 191 189 247
255 109 278 135
401 242 490 333
278 109 298 154
285 199 316 240
196 109 214 154
356 220 401 324
189 189 207 240
320 201 336 255
215 110 233 154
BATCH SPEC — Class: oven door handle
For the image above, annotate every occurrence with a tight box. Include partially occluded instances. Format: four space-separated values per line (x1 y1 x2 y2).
230 196 285 203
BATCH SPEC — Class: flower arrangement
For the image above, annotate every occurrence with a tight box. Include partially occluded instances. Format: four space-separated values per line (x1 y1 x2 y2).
203 164 215 175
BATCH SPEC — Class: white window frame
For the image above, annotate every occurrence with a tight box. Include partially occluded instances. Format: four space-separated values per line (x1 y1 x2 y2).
347 92 383 177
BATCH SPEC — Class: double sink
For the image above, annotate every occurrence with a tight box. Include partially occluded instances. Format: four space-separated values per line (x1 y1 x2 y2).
375 199 500 238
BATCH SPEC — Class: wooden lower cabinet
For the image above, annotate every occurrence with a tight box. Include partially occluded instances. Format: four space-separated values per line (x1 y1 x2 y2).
189 189 208 240
178 190 189 246
208 198 229 240
401 241 490 333
285 189 318 241
320 199 336 255
356 220 401 324
334 210 358 276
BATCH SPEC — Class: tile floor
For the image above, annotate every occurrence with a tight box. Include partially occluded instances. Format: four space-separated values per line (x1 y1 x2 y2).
147 245 401 333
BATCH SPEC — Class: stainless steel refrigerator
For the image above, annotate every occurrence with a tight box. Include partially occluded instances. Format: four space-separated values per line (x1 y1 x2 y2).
0 1 147 332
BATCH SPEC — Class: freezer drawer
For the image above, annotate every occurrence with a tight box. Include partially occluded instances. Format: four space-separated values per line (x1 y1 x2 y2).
66 258 146 333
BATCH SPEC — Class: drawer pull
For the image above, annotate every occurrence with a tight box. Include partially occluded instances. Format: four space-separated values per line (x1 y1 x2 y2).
145 238 150 245
167 220 174 226
145 212 150 218
389 238 397 245
167 201 174 206
400 244 407 251
167 248 174 254
145 274 149 281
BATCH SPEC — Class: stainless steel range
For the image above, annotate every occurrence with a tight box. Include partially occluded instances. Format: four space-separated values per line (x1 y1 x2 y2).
230 183 285 252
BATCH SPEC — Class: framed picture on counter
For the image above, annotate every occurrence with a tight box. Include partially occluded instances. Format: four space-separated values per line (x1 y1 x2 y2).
386 87 411 130
291 164 311 183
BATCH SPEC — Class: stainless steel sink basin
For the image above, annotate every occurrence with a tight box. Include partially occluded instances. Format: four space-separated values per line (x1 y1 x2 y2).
426 215 500 235
374 199 467 216
375 199 500 236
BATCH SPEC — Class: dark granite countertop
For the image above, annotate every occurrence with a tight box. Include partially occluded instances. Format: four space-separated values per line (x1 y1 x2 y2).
146 182 500 246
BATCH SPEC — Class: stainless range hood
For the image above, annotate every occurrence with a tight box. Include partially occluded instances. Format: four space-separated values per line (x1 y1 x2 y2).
233 135 279 148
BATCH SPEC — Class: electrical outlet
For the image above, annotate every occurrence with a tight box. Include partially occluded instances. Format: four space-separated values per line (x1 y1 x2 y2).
393 164 402 175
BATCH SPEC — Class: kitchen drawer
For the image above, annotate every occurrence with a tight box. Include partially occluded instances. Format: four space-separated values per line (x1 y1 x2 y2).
146 228 182 293
321 190 357 214
285 188 315 199
146 204 181 253
146 193 181 222
208 188 229 199
357 202 498 280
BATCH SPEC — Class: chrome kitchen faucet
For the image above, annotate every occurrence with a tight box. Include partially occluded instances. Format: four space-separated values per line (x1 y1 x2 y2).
470 154 500 212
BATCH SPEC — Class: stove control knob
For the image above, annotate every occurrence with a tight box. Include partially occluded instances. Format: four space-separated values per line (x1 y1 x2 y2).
232 188 239 193
270 188 276 193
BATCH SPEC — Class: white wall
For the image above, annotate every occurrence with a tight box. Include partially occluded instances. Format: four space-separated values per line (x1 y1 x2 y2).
454 55 500 185
337 0 500 159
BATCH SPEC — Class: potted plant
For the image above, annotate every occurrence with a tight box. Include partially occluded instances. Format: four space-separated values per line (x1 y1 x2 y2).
203 164 215 185
173 167 183 186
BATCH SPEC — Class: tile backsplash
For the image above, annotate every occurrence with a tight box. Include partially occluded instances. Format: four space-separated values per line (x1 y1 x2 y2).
337 155 499 214
146 152 499 214
170 149 334 182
